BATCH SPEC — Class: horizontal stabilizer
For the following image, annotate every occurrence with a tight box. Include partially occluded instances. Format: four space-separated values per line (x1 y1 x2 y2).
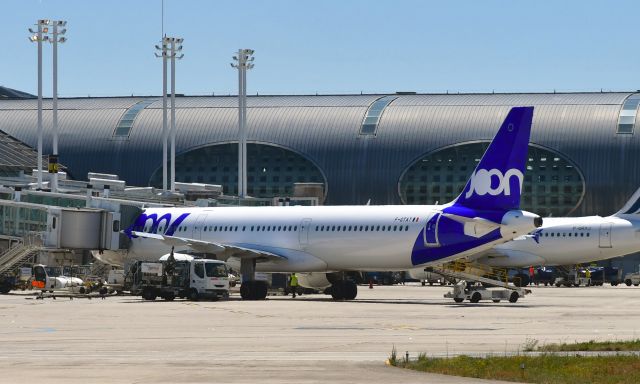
442 213 501 238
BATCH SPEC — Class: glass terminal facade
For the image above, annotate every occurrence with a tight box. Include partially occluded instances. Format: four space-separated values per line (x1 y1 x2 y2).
399 142 585 217
149 143 326 198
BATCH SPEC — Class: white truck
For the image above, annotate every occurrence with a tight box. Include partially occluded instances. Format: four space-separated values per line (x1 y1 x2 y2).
129 253 230 301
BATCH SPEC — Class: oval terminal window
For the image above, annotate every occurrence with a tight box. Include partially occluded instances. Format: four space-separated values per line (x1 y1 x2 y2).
398 142 585 217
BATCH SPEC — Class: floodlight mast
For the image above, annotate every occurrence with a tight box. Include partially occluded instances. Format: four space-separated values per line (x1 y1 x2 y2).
231 49 254 198
155 36 183 192
169 37 183 192
155 37 169 191
28 19 50 190
49 20 66 193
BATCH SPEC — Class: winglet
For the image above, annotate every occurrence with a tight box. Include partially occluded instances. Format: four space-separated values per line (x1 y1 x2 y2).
450 106 534 212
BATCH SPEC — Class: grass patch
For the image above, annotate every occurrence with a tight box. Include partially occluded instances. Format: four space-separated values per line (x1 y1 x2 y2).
537 339 640 352
393 354 640 384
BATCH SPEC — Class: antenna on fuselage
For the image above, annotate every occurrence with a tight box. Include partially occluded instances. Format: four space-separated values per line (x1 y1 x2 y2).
366 199 371 206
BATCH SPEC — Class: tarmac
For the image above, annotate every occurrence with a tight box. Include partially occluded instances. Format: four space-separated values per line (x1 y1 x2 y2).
1 284 639 383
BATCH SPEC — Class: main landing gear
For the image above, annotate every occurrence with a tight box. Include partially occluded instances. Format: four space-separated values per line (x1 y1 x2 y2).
239 258 268 300
329 280 358 300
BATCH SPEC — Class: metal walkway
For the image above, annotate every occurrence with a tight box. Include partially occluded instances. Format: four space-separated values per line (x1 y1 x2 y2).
0 234 42 275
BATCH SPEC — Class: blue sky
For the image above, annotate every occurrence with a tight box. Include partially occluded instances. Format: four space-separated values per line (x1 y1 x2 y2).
2 0 639 97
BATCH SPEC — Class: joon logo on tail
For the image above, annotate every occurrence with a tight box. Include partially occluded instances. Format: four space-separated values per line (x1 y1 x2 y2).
125 212 190 238
465 168 524 199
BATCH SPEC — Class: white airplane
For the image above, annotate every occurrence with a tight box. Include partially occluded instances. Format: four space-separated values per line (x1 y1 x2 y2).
409 187 640 285
114 107 542 300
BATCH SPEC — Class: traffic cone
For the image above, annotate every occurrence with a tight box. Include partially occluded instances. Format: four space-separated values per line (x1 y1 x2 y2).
369 279 373 289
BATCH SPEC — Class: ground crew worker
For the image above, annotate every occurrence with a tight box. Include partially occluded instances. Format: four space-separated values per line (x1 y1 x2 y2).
289 273 299 298
528 266 535 286
585 268 592 286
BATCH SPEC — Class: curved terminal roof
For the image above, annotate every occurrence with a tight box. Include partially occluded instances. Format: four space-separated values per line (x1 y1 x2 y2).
0 92 637 215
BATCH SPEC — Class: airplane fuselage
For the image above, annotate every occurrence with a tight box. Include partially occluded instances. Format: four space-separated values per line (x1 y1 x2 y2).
477 215 640 267
126 204 534 272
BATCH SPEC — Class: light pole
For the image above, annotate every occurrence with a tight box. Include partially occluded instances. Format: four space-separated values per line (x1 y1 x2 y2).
155 36 183 192
231 49 254 198
155 37 169 191
28 20 50 190
169 37 183 192
49 20 66 193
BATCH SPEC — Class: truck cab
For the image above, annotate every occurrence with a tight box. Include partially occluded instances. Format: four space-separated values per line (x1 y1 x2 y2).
189 258 230 299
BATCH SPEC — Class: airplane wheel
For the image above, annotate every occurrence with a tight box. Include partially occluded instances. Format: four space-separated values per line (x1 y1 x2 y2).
331 282 344 300
470 292 481 303
625 279 632 286
254 281 268 300
453 297 464 303
492 300 500 303
240 283 252 300
509 291 519 303
343 281 357 300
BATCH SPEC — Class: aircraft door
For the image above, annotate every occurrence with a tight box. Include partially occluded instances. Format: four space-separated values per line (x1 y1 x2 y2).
299 218 312 247
599 223 612 248
192 214 207 240
191 261 207 292
423 213 441 247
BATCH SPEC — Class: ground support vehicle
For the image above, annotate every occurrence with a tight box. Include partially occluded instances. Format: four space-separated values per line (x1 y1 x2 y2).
430 264 529 304
129 256 230 301
532 267 556 286
623 272 640 286
105 269 125 294
0 267 32 293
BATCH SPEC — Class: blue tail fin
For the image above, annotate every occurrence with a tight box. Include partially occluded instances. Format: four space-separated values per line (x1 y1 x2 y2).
615 186 640 215
451 106 534 212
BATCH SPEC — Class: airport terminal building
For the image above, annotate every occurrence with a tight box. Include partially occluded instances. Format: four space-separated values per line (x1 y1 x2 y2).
0 92 639 220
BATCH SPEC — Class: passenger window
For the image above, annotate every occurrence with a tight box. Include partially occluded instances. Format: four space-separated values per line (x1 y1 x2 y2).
294 226 298 231
359 226 363 231
405 225 409 231
393 225 397 231
243 226 246 231
332 226 335 231
365 226 369 231
587 233 590 237
381 226 385 232
194 263 205 279
337 226 341 232
376 225 380 231
580 233 583 237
